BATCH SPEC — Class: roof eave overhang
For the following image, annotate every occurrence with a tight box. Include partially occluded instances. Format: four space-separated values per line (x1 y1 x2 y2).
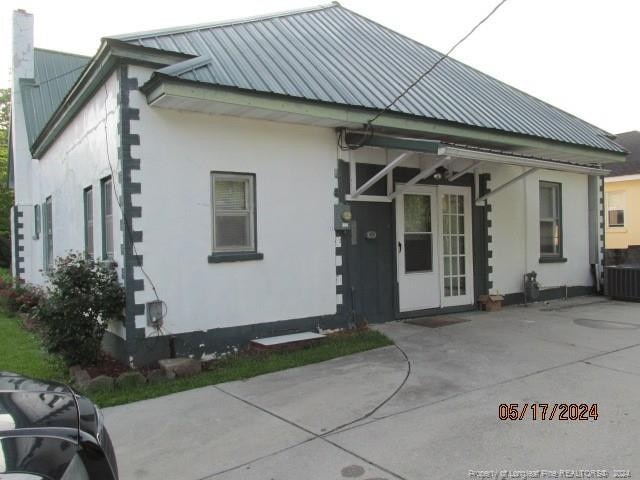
142 75 627 166
345 132 608 176
31 40 194 159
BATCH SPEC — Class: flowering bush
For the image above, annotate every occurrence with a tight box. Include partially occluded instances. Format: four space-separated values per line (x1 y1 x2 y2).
0 276 45 315
34 253 125 366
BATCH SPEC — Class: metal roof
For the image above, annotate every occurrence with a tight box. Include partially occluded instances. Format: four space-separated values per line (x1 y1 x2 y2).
20 48 90 146
111 2 624 154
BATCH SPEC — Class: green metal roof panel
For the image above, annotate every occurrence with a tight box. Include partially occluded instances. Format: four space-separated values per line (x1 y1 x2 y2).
111 3 624 154
20 48 90 147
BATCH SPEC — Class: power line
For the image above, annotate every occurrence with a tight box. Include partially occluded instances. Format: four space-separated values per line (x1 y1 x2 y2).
101 84 168 331
366 0 509 128
32 64 87 87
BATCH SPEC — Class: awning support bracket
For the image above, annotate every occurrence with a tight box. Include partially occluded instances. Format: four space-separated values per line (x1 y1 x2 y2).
447 160 482 182
351 151 414 198
475 167 539 205
389 156 452 199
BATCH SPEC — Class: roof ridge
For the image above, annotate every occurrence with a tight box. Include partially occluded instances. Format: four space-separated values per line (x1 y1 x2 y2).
108 2 340 41
34 47 91 60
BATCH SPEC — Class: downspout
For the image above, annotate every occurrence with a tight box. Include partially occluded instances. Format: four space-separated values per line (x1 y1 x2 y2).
524 167 529 278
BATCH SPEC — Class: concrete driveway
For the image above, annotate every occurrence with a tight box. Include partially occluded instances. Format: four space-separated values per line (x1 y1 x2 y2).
105 297 640 480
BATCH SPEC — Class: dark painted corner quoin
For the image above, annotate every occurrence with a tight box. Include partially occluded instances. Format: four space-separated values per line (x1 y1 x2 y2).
104 64 145 365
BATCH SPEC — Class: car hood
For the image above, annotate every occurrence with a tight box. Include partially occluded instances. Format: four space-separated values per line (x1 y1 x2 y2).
0 372 78 432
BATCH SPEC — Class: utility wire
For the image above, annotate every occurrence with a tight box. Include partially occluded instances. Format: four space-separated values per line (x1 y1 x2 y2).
366 0 509 128
32 64 87 87
102 84 168 332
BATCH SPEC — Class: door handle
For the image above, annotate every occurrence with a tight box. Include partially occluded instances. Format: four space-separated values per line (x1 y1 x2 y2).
398 241 402 253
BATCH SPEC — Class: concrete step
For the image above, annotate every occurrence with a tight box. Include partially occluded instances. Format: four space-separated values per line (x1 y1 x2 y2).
250 332 326 351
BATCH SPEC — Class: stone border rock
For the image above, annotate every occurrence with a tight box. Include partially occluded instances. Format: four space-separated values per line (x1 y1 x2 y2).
69 357 203 392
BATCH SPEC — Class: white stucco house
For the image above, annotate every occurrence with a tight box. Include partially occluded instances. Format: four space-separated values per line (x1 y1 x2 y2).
9 4 626 365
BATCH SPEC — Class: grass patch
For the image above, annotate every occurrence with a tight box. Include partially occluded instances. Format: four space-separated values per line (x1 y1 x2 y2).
89 330 393 408
0 265 393 408
0 302 67 382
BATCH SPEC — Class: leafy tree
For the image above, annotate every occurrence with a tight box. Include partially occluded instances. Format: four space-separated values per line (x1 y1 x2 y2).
0 88 14 267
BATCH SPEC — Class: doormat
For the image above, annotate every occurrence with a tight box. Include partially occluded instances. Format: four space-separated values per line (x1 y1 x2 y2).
405 316 471 328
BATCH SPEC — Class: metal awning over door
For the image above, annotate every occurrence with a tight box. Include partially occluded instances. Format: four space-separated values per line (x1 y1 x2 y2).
344 132 608 206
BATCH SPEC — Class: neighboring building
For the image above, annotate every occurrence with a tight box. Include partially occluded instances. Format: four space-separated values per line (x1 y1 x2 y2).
604 131 640 262
9 5 626 366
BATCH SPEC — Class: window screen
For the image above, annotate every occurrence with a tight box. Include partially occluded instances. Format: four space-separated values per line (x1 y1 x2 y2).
212 173 255 252
539 182 562 256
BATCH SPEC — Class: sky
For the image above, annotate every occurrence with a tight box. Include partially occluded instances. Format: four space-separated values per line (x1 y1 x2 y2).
1 0 638 134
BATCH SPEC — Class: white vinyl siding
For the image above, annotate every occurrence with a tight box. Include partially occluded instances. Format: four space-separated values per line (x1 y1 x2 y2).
211 173 255 253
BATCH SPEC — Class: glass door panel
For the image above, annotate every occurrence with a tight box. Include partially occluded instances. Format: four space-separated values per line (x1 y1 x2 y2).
442 193 466 297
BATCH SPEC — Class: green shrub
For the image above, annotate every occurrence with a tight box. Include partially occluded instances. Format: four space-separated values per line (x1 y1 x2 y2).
34 253 125 366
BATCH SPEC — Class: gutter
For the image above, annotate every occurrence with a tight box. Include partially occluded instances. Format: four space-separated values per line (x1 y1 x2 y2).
30 39 194 159
141 74 628 165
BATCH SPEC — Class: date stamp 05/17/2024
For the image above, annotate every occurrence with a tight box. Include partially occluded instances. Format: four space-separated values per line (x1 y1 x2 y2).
498 403 599 421
466 404 632 479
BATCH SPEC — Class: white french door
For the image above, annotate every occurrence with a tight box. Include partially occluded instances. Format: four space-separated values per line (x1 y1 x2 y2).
396 185 473 311
438 186 474 308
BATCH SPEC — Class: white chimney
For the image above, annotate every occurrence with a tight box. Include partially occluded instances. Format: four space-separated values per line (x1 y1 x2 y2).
12 9 34 80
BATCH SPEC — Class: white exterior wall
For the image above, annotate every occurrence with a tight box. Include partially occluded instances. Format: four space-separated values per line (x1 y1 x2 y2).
23 72 123 288
128 67 338 335
16 72 126 341
13 57 595 344
483 164 592 295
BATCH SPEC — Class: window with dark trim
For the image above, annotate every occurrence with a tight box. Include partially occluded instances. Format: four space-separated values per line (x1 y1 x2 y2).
43 197 53 270
84 187 94 259
33 204 41 240
101 177 114 260
539 181 563 259
209 172 262 262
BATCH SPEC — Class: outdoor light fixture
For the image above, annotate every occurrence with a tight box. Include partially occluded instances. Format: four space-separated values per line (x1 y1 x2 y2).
433 166 449 181
341 210 353 222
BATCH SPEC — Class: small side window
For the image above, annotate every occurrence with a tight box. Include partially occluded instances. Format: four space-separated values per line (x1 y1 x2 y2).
606 191 625 228
43 197 53 270
211 172 256 253
33 204 41 240
101 177 114 260
539 181 562 258
84 187 94 259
